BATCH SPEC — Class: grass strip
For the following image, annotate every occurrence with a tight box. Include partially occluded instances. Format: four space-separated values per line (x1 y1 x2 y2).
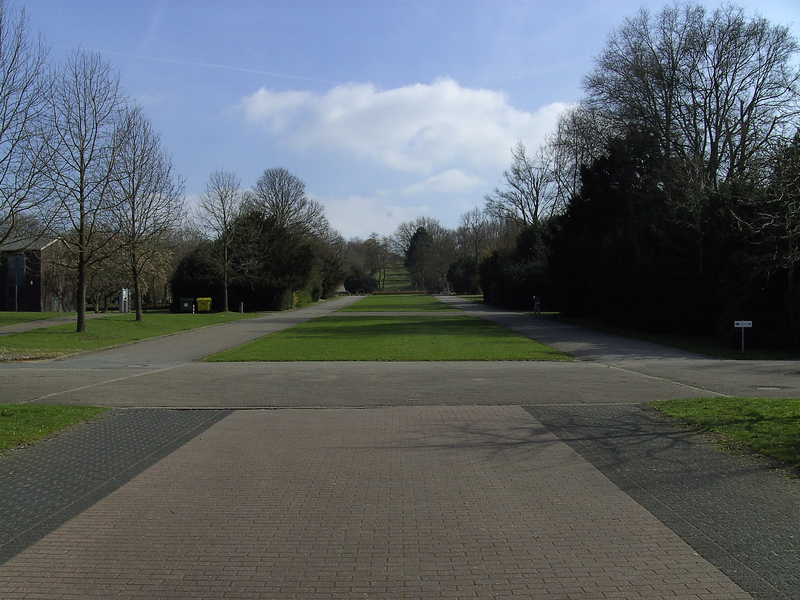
0 312 74 327
339 293 459 312
206 314 571 361
0 404 108 454
0 312 257 361
651 397 800 468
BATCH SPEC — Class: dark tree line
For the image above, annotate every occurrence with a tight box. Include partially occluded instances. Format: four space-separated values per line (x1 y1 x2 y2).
478 2 800 348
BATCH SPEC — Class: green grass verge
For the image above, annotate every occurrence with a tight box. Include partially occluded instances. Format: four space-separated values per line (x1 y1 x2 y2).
651 397 800 468
0 312 257 361
339 294 459 312
0 312 75 327
382 263 412 291
0 404 108 454
545 314 800 360
206 314 572 361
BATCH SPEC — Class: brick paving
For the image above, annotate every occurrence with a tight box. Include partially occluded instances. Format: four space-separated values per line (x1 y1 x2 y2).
527 404 800 600
0 407 752 599
1 298 798 599
0 409 230 564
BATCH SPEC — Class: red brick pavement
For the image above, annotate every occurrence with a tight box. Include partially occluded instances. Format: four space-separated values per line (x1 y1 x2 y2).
0 406 751 599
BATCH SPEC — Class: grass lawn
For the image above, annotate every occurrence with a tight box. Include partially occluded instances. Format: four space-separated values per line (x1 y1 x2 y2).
651 397 800 469
0 312 74 327
206 314 571 361
0 312 257 361
339 293 459 312
0 404 108 453
382 262 412 291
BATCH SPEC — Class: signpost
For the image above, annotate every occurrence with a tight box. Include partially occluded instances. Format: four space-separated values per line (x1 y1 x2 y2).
734 320 753 353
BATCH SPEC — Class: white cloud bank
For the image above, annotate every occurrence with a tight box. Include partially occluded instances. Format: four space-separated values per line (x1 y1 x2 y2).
242 78 568 174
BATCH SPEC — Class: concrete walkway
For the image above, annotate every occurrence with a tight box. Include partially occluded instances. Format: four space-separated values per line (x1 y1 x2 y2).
0 296 798 599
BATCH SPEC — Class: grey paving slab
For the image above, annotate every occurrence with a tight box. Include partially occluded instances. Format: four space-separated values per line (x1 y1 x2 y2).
5 360 704 407
0 407 753 599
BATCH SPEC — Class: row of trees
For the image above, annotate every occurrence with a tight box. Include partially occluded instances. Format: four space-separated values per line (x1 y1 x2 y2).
171 167 345 311
0 1 186 330
476 1 800 348
7 0 799 350
345 1 800 350
0 1 343 325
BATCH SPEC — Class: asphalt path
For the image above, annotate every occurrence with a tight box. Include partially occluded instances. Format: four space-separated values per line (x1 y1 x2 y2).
1 295 798 407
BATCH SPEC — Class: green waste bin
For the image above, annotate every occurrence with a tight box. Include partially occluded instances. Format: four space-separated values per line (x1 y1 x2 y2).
196 297 212 312
179 298 194 313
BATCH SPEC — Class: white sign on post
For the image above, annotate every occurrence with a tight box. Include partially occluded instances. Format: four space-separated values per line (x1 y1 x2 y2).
734 321 753 352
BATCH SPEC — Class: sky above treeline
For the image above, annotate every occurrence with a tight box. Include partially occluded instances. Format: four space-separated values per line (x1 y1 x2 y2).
20 0 800 239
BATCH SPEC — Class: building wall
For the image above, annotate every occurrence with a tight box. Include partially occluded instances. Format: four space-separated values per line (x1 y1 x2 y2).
1 240 75 312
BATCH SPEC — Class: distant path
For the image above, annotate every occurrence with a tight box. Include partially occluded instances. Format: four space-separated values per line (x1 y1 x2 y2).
1 294 799 406
436 295 800 399
0 312 113 336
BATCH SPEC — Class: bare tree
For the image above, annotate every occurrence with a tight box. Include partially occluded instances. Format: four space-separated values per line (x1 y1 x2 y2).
45 49 127 332
112 104 185 321
393 216 457 291
584 2 800 190
485 142 557 234
456 207 491 259
392 216 446 256
546 105 610 208
195 168 243 312
0 0 49 246
248 166 327 238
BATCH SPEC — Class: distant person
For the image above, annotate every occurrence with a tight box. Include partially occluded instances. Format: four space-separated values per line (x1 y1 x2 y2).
533 295 541 317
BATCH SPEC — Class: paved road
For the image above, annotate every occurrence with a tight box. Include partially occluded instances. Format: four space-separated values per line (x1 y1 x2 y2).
0 296 798 599
2 295 798 407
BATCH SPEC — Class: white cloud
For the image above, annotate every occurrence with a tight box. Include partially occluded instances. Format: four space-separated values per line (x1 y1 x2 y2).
242 78 569 174
242 88 314 132
321 194 431 240
401 169 485 196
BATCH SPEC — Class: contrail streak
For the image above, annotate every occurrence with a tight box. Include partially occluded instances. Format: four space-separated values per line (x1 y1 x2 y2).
106 51 343 85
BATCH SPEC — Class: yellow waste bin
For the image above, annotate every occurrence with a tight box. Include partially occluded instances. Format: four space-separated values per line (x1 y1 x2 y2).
196 297 212 312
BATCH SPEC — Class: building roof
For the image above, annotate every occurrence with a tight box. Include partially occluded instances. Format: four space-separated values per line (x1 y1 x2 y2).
0 236 60 252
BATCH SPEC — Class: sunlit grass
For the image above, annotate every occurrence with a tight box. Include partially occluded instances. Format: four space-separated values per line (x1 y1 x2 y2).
339 293 458 312
0 312 74 327
0 404 108 453
651 397 800 468
206 314 571 361
0 312 257 361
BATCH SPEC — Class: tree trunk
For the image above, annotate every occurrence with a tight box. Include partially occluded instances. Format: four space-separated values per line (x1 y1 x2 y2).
223 244 229 312
133 268 143 321
76 251 87 332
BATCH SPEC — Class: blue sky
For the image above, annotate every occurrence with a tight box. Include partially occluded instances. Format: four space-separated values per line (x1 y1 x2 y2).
21 0 800 239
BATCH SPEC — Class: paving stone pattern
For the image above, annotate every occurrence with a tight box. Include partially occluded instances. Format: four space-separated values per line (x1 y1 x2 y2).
526 404 800 600
0 407 751 599
0 409 230 564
